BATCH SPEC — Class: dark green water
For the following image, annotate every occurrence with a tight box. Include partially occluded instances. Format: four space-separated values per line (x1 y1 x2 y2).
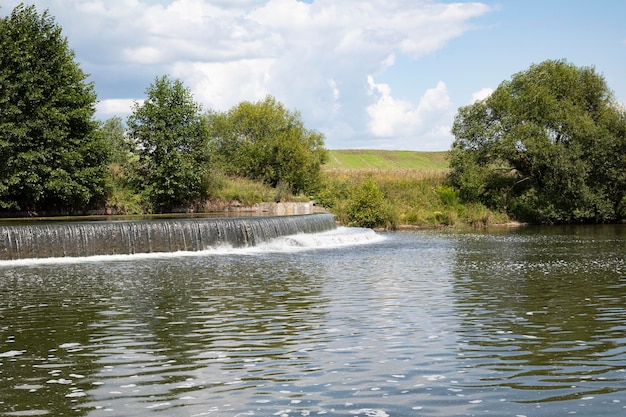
0 225 624 416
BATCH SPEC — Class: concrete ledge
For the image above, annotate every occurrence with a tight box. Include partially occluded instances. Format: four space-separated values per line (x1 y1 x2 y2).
208 201 326 215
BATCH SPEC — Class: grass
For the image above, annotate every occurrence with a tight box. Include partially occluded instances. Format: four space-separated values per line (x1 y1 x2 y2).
324 149 449 171
204 172 276 206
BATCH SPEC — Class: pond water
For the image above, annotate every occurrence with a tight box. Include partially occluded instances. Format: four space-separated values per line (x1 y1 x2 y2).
0 225 625 416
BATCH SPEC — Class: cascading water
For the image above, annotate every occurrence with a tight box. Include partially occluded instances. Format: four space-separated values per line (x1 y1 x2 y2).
0 214 336 260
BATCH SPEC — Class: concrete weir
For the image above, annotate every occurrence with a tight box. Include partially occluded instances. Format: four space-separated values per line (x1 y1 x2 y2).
0 213 336 260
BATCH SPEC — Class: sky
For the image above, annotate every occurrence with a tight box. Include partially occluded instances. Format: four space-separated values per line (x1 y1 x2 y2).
2 1 625 151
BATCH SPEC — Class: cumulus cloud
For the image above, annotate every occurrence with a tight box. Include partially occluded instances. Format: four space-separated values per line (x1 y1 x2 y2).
471 87 494 103
367 77 420 137
171 59 274 110
1 0 492 149
366 77 454 150
96 99 139 118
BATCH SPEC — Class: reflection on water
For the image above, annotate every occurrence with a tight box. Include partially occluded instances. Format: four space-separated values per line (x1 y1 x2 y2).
0 225 625 416
451 225 626 410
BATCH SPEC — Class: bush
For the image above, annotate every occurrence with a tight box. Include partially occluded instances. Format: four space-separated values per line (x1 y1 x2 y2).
436 185 460 207
346 178 391 228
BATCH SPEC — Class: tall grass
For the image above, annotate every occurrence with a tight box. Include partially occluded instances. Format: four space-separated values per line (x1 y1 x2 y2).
203 171 275 206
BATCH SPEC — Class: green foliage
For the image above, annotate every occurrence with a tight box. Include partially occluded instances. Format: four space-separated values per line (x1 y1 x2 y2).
127 76 209 212
98 117 143 214
101 92 325 213
436 185 460 207
207 95 328 195
346 177 389 228
449 59 626 223
101 116 133 166
103 166 144 215
0 4 108 214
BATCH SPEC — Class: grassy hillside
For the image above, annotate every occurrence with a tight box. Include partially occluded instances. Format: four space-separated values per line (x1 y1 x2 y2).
324 149 449 171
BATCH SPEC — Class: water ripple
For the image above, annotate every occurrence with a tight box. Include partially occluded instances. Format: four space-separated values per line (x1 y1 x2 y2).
1 227 625 416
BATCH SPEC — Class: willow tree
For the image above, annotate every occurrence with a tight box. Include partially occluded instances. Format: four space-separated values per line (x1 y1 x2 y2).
0 4 109 214
449 60 626 223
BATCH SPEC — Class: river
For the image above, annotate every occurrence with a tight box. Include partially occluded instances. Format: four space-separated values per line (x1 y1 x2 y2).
0 224 625 416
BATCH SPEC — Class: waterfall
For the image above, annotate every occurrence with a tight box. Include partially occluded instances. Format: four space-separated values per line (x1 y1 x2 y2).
0 214 336 260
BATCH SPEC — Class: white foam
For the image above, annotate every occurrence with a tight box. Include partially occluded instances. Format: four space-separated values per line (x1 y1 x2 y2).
350 409 390 417
255 227 384 252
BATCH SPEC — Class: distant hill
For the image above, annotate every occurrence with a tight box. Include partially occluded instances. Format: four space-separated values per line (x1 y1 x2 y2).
324 150 449 171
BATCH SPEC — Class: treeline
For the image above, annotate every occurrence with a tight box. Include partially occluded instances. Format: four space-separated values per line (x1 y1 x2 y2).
0 5 326 216
3 5 626 225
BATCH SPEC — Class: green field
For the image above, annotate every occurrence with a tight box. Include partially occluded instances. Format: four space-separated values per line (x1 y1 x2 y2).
324 149 449 171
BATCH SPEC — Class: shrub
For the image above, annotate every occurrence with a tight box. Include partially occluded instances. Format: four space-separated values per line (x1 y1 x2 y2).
346 178 389 228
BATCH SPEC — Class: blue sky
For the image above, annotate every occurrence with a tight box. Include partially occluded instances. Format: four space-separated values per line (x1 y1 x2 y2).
2 0 624 151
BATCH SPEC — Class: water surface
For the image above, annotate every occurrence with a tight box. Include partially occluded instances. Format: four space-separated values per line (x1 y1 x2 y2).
0 225 625 416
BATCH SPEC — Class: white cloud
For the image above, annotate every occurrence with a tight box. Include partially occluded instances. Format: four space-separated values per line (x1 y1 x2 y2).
1 0 492 149
96 99 139 118
365 77 454 150
471 88 494 103
171 59 274 110
366 76 419 137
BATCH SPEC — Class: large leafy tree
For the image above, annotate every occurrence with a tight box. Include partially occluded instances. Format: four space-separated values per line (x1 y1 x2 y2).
127 75 209 212
0 4 109 214
449 60 626 223
207 95 328 195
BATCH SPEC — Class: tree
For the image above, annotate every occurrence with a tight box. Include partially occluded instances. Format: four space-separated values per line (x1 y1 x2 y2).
100 116 133 166
97 117 143 214
127 75 209 212
207 95 328 195
449 60 626 223
0 4 109 214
